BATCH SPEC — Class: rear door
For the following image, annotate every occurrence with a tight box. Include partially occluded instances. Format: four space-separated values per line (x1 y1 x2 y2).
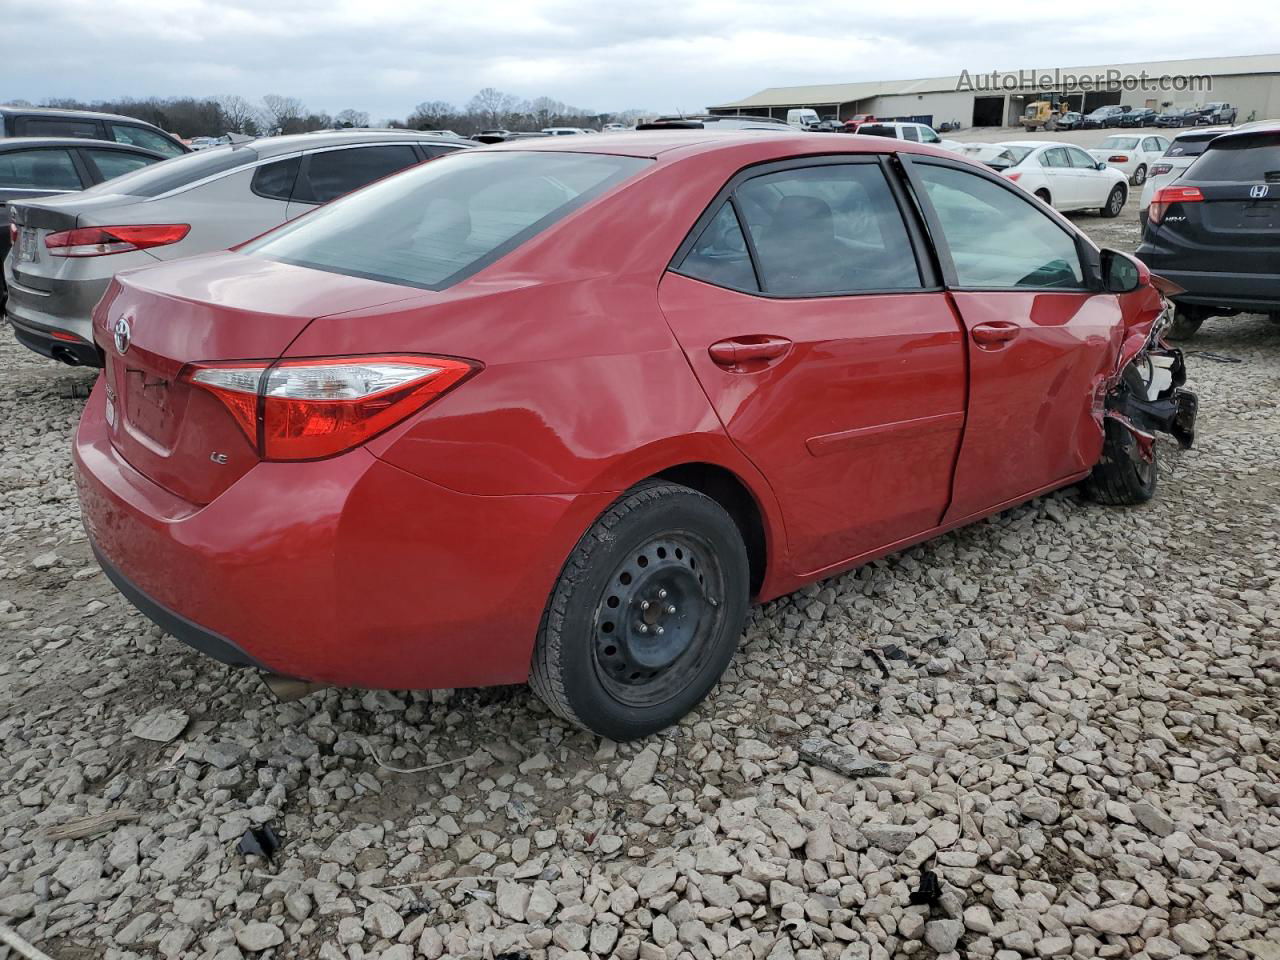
658 156 967 575
903 156 1121 520
1160 131 1280 275
286 143 422 219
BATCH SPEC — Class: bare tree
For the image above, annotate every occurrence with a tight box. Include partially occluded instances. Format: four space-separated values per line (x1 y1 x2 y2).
218 95 263 135
467 88 519 128
261 94 307 135
407 100 457 130
334 108 370 128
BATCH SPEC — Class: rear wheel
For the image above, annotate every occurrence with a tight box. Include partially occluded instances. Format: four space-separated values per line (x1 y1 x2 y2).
1101 184 1126 217
1167 307 1204 340
529 481 749 740
1132 164 1147 186
1034 189 1052 206
1087 367 1158 506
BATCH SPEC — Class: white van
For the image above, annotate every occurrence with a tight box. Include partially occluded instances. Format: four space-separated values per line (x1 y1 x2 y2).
786 108 820 129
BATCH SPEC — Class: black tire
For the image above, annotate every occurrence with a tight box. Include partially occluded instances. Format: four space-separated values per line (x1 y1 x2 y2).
1132 164 1147 186
1101 184 1126 217
1167 307 1204 340
1034 189 1052 206
1087 368 1158 506
1267 312 1280 325
529 481 749 740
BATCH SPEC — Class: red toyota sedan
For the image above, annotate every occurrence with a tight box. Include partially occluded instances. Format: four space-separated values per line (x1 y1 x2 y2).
74 132 1197 739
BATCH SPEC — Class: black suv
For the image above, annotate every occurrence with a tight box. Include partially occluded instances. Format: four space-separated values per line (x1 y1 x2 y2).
1137 123 1280 338
0 106 189 158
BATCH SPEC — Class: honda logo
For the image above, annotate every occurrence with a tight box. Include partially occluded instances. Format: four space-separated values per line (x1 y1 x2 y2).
112 315 132 355
1250 184 1270 199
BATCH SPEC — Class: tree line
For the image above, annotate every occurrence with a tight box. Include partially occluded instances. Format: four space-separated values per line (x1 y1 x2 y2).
4 89 651 138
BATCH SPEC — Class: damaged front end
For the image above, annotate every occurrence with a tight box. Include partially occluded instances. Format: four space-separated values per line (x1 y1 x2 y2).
1104 306 1199 462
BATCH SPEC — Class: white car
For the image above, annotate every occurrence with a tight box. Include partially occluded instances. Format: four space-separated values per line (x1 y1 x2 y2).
1087 133 1170 186
1137 126 1233 222
956 143 1023 167
855 121 963 153
992 141 1129 216
541 127 589 136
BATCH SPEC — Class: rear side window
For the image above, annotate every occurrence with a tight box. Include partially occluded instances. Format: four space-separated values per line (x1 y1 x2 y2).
83 148 158 181
297 144 420 203
901 126 920 142
251 156 301 201
0 148 82 190
109 123 185 158
915 163 1083 289
79 145 256 197
245 151 649 290
1188 134 1280 182
15 117 102 139
679 203 758 292
726 164 922 296
1040 148 1070 168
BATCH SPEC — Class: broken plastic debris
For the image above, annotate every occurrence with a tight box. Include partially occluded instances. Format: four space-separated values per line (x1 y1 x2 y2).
237 824 281 860
909 868 942 905
798 738 890 778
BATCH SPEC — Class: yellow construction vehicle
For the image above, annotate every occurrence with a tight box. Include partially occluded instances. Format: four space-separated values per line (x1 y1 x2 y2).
1022 100 1061 132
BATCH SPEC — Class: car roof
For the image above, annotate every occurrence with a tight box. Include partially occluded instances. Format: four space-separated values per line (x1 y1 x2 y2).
245 130 477 156
1171 125 1232 138
480 129 959 162
0 136 165 154
997 140 1060 148
1214 119 1280 137
0 104 164 127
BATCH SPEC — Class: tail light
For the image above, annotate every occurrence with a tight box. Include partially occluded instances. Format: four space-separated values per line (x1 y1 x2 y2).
1150 163 1173 177
185 355 476 460
1108 155 1129 162
1003 172 1022 182
8 222 15 247
1148 185 1203 225
45 224 190 257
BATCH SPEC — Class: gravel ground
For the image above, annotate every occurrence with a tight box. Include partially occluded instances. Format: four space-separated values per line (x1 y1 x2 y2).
1 207 1278 960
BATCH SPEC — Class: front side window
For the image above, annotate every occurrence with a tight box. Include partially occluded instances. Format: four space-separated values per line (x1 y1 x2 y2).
0 148 81 190
83 148 158 181
678 203 757 292
918 127 941 144
109 124 185 157
245 151 649 290
915 163 1084 289
298 144 421 204
1067 146 1099 169
731 164 922 296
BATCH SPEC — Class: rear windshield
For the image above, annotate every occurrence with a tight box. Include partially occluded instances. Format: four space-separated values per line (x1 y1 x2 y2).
998 146 1035 167
80 145 257 197
1164 136 1217 158
1101 137 1139 150
244 151 649 290
856 124 897 138
1187 133 1280 181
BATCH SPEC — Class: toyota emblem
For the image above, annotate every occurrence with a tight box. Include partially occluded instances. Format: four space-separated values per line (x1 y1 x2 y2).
1250 184 1270 199
112 315 132 355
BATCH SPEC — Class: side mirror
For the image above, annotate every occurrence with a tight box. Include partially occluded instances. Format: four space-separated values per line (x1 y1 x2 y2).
1096 161 1107 171
1101 248 1149 293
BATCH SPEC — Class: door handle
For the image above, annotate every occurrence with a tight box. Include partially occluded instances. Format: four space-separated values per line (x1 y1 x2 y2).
971 322 1021 346
708 335 793 368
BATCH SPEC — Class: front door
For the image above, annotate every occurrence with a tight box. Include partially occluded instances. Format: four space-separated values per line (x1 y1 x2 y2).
904 157 1123 522
658 158 968 575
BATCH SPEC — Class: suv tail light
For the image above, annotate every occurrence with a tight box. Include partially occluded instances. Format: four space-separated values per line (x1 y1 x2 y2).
1150 163 1174 177
45 224 190 257
186 355 477 460
1148 185 1203 225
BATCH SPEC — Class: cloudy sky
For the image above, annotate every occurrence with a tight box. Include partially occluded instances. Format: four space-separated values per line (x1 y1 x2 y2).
6 0 1280 120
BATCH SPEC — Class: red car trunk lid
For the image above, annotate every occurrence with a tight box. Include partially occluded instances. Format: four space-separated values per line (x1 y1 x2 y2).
95 252 425 504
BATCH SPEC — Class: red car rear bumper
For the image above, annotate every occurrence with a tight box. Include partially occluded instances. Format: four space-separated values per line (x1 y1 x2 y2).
74 379 610 690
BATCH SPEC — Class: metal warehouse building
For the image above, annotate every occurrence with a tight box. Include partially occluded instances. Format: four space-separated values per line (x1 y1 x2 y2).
708 53 1280 129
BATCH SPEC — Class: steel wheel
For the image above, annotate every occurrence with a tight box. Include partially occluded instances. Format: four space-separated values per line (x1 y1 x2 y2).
591 533 727 708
